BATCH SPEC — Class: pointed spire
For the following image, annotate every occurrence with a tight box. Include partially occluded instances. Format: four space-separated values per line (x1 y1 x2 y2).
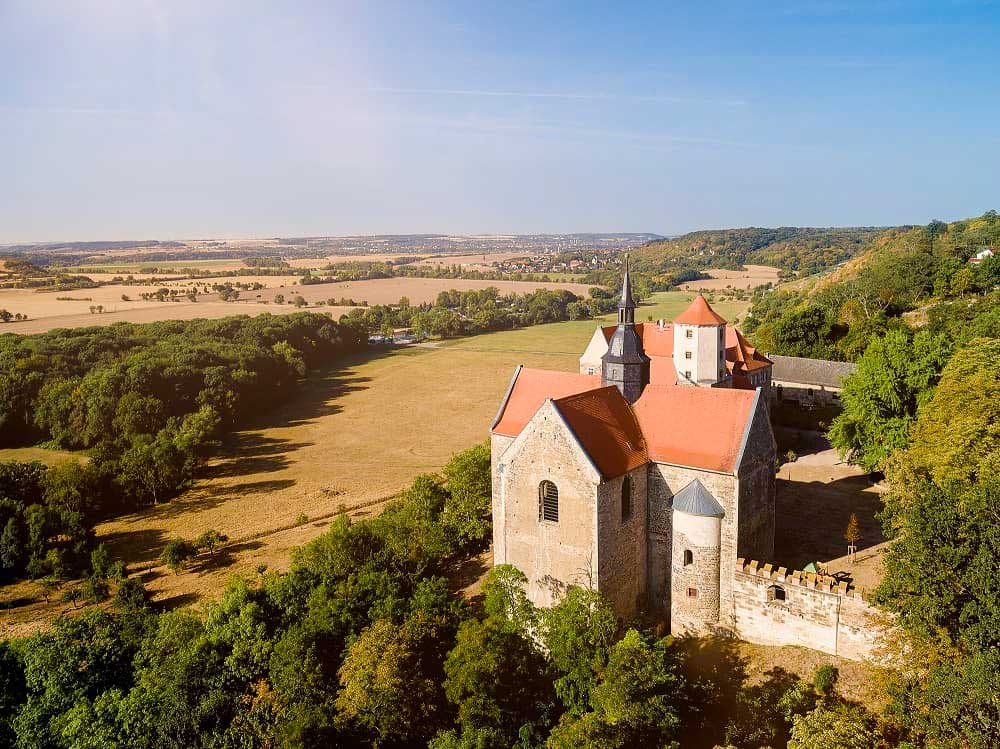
618 254 636 310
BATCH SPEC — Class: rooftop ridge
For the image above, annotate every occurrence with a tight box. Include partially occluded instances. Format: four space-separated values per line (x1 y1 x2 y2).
735 558 867 600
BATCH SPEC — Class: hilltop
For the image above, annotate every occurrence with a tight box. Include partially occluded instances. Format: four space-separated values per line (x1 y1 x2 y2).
743 210 1000 361
632 225 894 276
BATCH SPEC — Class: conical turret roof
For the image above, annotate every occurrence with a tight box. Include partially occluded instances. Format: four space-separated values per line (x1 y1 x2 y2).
674 293 727 326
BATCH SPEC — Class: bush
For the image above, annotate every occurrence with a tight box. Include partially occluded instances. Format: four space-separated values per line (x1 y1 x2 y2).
159 538 195 574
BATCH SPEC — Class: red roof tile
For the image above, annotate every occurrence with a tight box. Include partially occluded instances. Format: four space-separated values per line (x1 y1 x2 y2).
553 387 648 478
492 367 601 437
632 385 757 472
600 322 769 382
674 294 728 326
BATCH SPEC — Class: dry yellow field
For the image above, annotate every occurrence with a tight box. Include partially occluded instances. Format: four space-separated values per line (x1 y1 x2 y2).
0 301 356 335
1 276 590 335
285 250 528 270
237 277 593 305
679 264 781 291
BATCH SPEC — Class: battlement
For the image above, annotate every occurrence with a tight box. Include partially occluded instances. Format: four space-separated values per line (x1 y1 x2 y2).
735 558 867 600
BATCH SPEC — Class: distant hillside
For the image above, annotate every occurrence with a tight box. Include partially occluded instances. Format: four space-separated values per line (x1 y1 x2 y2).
632 226 894 276
743 211 1000 361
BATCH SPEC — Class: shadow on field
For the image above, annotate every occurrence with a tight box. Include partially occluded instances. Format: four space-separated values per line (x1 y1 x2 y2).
154 592 201 612
205 435 312 478
190 540 265 572
101 527 168 565
774 474 884 570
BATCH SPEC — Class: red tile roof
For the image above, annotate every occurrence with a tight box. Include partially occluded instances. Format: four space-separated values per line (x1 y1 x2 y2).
674 294 728 326
599 323 770 383
493 373 760 474
553 387 648 478
632 385 757 472
492 367 601 437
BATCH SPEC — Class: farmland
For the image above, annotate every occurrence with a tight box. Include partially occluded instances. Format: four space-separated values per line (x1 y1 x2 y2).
0 277 592 335
678 263 781 291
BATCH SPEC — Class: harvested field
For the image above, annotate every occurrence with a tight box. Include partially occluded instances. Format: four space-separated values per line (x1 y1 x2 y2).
235 277 594 306
0 301 354 335
285 251 527 270
1 276 591 335
679 264 781 291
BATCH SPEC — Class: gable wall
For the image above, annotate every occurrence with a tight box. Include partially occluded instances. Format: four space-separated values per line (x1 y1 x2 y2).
493 403 601 609
579 327 608 375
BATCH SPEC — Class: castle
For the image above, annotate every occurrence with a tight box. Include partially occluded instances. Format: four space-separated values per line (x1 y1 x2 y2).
490 262 880 659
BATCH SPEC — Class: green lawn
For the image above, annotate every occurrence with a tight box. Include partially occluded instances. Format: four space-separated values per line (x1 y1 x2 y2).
438 291 750 355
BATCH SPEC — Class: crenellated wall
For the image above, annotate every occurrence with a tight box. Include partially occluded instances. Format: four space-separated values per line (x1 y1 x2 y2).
732 559 882 661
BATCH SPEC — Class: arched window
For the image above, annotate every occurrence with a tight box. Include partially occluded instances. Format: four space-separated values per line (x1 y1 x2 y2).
683 549 693 566
767 585 786 602
621 475 632 522
538 481 559 522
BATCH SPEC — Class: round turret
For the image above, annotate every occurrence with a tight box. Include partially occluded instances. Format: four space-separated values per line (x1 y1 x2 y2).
670 479 723 635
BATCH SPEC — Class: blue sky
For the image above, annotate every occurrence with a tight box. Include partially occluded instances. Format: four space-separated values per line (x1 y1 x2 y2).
2 1 999 241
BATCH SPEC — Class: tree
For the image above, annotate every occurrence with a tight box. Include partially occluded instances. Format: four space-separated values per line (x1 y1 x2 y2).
843 514 860 560
828 329 950 472
159 538 195 574
194 529 228 556
547 629 686 749
541 587 617 714
335 618 440 744
273 293 285 305
481 564 535 632
441 442 492 553
901 337 1000 485
788 702 880 749
443 617 553 743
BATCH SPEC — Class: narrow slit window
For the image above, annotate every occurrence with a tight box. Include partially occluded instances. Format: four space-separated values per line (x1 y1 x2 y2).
539 481 559 522
683 549 693 566
621 475 632 522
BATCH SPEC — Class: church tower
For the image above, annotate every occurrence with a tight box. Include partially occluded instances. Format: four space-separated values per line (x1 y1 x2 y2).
601 256 650 403
672 294 728 387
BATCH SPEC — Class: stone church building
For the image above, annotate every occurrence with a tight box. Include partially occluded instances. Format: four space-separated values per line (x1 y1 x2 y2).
489 263 881 658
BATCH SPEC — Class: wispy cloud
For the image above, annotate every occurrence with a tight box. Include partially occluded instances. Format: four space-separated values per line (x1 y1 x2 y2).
358 86 747 107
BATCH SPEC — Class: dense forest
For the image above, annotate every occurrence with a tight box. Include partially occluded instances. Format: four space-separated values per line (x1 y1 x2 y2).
632 226 891 276
0 443 891 749
0 313 364 582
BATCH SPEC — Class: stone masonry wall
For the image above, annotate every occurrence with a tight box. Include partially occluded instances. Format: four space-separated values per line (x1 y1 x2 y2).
736 398 776 562
597 468 648 619
670 525 722 635
733 559 882 662
493 402 601 610
647 463 738 626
